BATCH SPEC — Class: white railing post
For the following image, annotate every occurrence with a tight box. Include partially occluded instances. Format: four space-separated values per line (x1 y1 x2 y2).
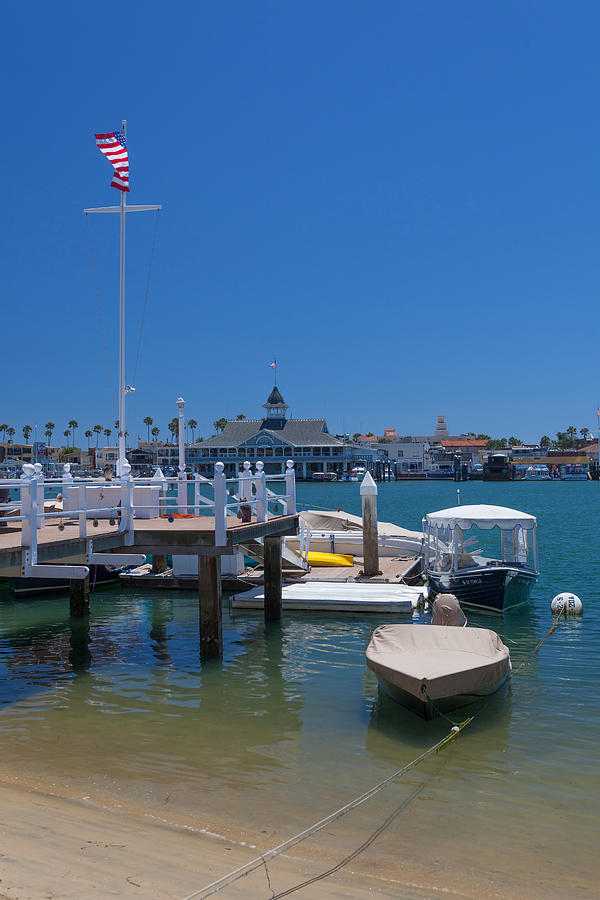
20 464 38 572
79 483 87 538
213 461 227 546
254 460 267 523
119 460 135 544
285 459 296 515
62 463 74 511
152 466 167 518
34 462 44 530
194 473 201 516
236 461 253 524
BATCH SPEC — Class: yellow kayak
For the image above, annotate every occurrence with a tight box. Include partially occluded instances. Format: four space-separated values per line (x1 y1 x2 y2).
307 551 354 567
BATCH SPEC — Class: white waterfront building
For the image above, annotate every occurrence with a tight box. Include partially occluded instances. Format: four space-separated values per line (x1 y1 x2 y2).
187 386 378 479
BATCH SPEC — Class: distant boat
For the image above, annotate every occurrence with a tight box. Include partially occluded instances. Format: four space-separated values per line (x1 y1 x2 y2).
525 464 551 481
366 623 512 720
483 453 513 481
311 471 338 482
561 464 589 481
422 504 539 613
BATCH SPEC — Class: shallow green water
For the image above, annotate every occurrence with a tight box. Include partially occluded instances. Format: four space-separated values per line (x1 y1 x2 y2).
0 480 598 895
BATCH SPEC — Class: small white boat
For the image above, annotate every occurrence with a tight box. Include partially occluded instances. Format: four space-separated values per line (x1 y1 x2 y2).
286 509 424 559
366 623 511 720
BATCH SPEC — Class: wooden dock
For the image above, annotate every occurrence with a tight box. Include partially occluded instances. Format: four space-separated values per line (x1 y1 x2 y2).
120 553 421 591
0 512 298 657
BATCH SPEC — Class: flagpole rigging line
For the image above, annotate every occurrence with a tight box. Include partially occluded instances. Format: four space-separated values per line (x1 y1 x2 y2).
132 208 160 388
85 214 117 418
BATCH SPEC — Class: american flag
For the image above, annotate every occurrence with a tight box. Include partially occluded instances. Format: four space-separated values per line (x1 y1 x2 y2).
95 131 130 192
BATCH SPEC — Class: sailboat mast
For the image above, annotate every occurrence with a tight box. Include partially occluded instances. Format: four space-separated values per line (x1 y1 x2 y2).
118 119 127 475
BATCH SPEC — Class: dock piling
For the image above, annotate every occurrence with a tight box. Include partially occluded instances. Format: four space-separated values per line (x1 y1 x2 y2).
263 535 283 622
360 471 381 576
69 575 90 617
152 554 168 574
198 554 222 658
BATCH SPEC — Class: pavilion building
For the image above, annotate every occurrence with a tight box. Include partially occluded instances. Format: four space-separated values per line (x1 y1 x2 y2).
187 386 377 479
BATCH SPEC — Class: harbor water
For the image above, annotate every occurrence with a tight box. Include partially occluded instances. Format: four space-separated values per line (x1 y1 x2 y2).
0 480 598 897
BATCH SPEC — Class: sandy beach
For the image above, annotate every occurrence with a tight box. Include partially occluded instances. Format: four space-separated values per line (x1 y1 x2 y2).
0 776 591 900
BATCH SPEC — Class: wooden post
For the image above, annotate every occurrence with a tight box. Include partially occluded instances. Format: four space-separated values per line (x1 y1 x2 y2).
152 554 168 573
360 471 381 576
69 575 90 617
263 535 282 623
198 554 222 658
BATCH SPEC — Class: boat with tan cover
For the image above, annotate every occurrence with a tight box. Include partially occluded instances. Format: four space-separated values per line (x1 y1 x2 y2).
366 621 511 720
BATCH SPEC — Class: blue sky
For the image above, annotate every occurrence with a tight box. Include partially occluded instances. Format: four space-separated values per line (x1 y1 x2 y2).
2 1 599 445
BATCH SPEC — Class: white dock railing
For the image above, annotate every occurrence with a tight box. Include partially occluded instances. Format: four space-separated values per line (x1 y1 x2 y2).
0 459 297 579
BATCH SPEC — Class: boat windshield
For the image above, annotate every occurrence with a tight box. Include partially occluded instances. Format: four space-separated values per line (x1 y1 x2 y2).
425 521 536 573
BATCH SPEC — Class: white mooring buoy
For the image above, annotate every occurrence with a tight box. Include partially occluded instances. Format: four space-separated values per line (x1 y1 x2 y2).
551 592 583 615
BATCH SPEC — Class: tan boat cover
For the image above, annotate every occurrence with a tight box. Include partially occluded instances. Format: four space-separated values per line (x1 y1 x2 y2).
300 509 422 539
431 593 467 626
366 624 511 701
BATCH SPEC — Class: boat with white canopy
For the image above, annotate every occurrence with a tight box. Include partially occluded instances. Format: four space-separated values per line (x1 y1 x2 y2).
422 504 539 612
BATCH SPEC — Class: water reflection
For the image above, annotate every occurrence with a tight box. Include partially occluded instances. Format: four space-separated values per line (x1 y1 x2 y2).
149 597 173 665
69 616 92 673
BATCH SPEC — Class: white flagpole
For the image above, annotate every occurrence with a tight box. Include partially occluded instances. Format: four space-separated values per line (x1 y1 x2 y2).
85 122 161 479
118 119 127 475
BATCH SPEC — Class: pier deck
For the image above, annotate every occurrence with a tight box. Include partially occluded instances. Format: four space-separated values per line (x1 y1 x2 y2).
0 514 299 575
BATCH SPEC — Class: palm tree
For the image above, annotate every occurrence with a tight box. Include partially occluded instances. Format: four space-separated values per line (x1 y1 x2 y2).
581 427 590 439
104 428 112 446
23 424 32 443
143 416 153 441
63 429 70 446
540 435 551 448
6 427 15 442
45 421 55 444
236 413 246 420
167 418 178 441
93 424 102 447
188 418 198 442
151 426 160 441
0 424 7 442
68 419 78 447
85 429 93 447
213 417 227 434
566 425 577 441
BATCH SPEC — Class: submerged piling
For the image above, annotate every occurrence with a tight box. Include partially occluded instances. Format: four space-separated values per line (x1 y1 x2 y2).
69 575 90 617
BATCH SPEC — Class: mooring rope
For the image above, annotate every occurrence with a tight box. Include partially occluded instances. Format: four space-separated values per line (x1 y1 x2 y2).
180 608 565 900
179 719 472 900
512 607 564 676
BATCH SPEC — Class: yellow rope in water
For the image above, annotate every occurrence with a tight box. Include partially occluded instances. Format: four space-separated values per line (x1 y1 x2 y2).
179 720 471 900
512 607 564 676
180 609 565 900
